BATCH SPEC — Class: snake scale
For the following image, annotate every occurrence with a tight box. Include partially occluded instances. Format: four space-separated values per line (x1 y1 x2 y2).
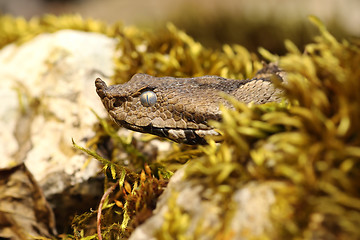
95 63 284 144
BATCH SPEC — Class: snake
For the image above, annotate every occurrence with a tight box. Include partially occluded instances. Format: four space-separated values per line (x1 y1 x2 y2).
95 63 284 145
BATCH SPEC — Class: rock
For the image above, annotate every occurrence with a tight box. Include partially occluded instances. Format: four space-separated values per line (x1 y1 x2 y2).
0 29 115 200
129 166 278 240
0 164 57 239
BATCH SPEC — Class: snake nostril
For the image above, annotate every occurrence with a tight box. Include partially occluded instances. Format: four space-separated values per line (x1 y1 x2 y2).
113 97 124 108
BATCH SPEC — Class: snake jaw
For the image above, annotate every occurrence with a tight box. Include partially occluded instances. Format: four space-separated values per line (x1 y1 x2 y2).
113 119 218 145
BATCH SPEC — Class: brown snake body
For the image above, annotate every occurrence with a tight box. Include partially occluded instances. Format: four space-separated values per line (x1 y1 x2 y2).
95 64 284 144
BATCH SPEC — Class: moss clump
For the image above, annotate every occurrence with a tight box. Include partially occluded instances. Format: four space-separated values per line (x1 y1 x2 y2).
112 22 263 82
0 14 120 48
181 16 360 239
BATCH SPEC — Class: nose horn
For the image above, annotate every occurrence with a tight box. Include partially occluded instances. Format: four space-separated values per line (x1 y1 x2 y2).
95 78 108 98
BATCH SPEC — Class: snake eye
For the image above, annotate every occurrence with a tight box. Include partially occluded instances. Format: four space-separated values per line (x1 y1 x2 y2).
140 91 157 107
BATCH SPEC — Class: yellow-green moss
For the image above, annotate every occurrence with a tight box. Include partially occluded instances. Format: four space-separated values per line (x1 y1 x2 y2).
180 16 360 239
112 22 263 82
0 14 120 48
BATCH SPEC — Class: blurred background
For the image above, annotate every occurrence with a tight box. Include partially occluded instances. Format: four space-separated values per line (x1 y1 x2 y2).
0 0 359 54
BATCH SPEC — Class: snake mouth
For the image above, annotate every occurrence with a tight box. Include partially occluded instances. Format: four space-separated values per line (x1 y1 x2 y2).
116 120 218 145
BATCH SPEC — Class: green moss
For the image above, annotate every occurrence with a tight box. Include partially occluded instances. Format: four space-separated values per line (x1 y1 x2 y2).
155 192 191 240
181 16 360 239
112 22 262 82
0 14 119 49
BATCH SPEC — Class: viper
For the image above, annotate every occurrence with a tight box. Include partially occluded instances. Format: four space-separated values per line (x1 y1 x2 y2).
95 63 284 145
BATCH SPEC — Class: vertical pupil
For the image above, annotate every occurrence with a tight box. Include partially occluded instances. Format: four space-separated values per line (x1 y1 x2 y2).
140 91 157 107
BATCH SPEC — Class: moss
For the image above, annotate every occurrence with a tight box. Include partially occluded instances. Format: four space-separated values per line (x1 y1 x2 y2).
0 14 119 49
166 6 351 56
181 16 360 239
155 192 191 240
112 22 263 84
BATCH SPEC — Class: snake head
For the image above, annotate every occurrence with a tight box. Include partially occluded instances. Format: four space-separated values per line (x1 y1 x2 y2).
94 75 227 144
95 69 282 144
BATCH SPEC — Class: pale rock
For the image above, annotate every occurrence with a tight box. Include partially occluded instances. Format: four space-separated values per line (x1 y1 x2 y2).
129 167 277 240
231 182 276 238
0 30 116 196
